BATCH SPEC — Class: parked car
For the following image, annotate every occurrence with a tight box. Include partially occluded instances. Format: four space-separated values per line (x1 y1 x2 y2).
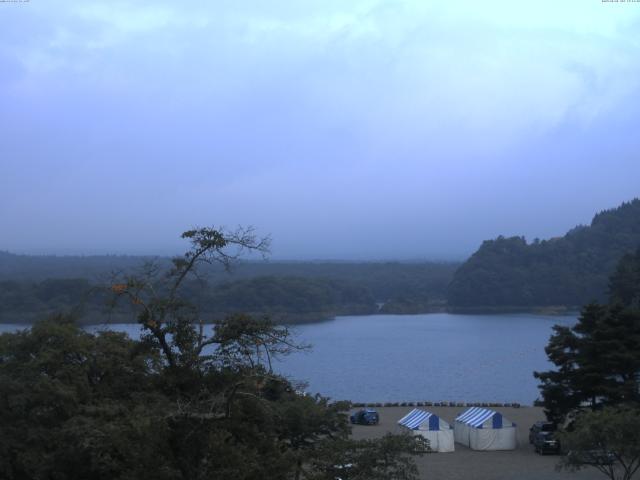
533 431 561 454
529 421 556 444
350 408 379 425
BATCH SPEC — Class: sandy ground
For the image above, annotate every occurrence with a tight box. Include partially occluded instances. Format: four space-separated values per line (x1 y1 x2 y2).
350 406 603 480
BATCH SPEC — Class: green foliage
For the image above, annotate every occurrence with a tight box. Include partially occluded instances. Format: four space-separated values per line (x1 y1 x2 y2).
0 227 424 479
379 295 435 314
534 303 640 424
0 313 423 479
307 433 426 480
0 278 99 322
535 247 640 480
609 247 640 309
0 224 456 324
535 248 640 424
448 199 640 307
0 315 170 480
0 263 457 324
195 276 377 320
559 406 640 480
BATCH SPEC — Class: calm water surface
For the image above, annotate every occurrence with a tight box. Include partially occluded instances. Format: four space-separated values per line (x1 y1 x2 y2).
0 313 576 405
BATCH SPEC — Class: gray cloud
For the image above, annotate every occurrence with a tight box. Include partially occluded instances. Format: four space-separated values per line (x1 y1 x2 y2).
1 1 639 259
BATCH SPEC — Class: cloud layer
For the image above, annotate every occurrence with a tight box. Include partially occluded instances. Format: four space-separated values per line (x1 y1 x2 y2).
1 1 639 258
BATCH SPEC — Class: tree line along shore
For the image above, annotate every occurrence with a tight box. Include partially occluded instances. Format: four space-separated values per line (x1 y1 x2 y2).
1 198 639 325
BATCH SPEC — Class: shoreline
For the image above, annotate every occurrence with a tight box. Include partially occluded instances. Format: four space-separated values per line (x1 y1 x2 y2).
350 401 525 408
0 305 580 326
445 305 579 316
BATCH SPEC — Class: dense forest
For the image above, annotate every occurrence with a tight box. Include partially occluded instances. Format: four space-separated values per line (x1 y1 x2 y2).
448 199 640 309
3 198 639 320
0 254 457 324
0 228 426 480
533 248 640 478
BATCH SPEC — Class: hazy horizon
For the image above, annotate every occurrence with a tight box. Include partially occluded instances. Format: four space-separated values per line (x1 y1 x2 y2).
2 197 635 262
2 1 639 260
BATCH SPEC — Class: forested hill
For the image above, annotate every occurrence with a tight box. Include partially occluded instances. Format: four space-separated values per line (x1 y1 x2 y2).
447 199 640 308
0 254 458 323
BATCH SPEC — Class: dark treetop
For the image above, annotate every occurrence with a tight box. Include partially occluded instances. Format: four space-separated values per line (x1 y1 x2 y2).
448 199 640 308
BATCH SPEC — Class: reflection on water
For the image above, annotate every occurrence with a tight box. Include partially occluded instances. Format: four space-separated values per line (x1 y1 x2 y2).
0 313 576 405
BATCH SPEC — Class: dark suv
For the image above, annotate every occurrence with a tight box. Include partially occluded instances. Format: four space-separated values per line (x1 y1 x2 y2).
350 409 379 425
529 421 556 444
534 431 561 454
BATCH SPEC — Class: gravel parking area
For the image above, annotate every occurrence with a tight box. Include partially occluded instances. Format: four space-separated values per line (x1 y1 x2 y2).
350 406 603 480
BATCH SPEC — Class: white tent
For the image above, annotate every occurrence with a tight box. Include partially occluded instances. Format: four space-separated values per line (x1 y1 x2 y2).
454 407 516 451
397 408 455 453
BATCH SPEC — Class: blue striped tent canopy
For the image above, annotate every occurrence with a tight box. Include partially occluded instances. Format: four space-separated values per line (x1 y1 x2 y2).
455 407 511 429
398 409 443 431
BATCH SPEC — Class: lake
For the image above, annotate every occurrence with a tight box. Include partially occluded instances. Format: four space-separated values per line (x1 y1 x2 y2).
0 313 576 405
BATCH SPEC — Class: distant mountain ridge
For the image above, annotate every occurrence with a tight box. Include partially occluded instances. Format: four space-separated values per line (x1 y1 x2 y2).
0 251 155 281
447 199 640 308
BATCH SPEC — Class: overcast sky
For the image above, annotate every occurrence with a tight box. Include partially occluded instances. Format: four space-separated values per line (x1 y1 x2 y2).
1 1 639 260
